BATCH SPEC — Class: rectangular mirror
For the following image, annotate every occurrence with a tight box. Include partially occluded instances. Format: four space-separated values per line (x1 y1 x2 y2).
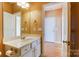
3 2 21 42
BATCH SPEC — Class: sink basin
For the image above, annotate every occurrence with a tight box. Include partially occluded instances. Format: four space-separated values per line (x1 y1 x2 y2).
4 35 40 48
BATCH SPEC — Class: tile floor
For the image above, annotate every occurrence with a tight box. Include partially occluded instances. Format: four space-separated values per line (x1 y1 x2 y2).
43 42 62 57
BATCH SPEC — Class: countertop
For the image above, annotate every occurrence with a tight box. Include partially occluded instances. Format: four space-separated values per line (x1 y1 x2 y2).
3 36 40 49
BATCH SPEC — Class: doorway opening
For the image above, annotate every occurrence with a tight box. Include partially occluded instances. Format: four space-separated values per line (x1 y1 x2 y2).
42 3 70 57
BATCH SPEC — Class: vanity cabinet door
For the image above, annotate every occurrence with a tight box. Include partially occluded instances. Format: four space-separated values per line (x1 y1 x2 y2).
21 44 30 56
31 39 41 57
34 45 41 57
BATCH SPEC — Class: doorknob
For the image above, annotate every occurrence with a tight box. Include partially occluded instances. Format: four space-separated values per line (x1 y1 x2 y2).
63 41 71 45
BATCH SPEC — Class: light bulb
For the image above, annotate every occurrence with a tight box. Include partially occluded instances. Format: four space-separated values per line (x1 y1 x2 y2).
21 2 26 5
17 2 22 6
25 3 30 7
21 5 26 8
17 2 30 8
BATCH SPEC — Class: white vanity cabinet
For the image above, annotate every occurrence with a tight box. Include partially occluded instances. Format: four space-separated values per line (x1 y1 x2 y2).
31 39 41 57
21 39 41 57
4 39 41 57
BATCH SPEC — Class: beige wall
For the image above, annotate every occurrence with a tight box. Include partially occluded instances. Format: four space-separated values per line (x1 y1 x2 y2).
21 2 48 35
3 2 21 14
0 2 4 56
3 2 14 14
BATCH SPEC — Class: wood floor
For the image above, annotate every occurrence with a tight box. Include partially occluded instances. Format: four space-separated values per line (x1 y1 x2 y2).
43 42 62 57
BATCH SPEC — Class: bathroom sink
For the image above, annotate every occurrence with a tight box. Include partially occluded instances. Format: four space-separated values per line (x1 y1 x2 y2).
4 35 40 48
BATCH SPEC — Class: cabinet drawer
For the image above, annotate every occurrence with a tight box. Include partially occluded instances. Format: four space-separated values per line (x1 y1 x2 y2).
21 44 31 56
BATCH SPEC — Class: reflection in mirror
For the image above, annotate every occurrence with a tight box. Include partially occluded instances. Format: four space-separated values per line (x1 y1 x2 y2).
15 12 21 37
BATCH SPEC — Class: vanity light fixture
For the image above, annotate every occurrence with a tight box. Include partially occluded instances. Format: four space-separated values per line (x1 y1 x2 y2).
17 2 30 8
